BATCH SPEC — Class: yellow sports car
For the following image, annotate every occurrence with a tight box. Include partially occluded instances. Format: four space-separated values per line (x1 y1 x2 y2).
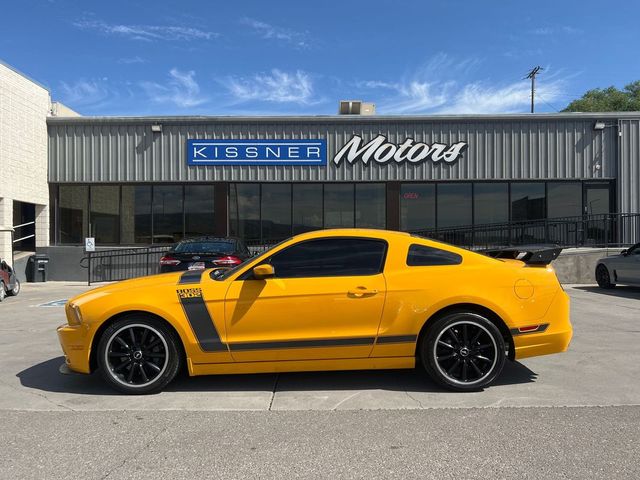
57 229 572 394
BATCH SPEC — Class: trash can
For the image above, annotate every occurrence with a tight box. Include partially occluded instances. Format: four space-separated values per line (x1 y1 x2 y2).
27 254 49 282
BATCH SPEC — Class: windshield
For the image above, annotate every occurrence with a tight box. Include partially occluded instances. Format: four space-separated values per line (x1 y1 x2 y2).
174 241 235 254
215 238 291 281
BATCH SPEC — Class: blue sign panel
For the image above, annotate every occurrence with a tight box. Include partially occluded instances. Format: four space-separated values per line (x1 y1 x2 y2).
187 139 327 166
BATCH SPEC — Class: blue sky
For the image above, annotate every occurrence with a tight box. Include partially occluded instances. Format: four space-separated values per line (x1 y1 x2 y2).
2 0 639 116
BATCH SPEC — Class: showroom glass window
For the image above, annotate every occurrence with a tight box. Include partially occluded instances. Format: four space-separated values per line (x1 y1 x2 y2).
324 184 355 228
437 183 472 228
90 186 120 244
261 184 292 241
229 183 260 242
185 185 216 237
474 183 509 225
400 184 435 231
547 182 582 218
58 186 88 244
269 238 387 278
121 186 151 244
292 184 323 234
355 184 386 229
511 183 546 221
152 185 184 244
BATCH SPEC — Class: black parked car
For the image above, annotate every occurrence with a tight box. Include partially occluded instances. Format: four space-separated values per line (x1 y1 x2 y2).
0 258 20 302
159 237 251 273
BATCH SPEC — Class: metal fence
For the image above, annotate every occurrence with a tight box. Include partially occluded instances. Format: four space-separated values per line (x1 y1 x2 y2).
84 245 171 285
84 213 640 285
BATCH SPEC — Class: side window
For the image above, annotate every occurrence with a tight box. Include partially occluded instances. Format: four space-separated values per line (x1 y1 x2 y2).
269 238 387 278
406 244 462 266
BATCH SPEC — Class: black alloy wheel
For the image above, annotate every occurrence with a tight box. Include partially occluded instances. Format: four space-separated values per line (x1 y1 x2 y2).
97 316 182 394
421 312 506 391
595 264 615 289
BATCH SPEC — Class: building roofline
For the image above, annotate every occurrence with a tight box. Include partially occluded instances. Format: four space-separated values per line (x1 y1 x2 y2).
0 58 50 92
46 111 640 125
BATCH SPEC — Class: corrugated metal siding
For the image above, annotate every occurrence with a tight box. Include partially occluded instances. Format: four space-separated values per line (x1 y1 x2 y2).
618 119 640 213
48 117 618 183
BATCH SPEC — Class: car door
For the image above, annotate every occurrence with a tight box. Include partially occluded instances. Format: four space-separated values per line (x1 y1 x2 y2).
617 244 640 284
224 237 387 362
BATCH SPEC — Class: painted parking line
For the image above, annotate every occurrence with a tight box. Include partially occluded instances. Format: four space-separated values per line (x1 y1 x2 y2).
37 299 68 307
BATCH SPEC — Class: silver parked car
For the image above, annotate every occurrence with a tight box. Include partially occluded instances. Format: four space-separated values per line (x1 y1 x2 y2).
595 243 640 288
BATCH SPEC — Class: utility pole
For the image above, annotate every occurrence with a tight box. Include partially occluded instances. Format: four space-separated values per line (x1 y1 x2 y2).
525 66 543 113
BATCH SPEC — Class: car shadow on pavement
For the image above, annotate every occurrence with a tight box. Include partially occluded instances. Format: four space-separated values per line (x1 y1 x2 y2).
574 285 640 299
17 356 537 395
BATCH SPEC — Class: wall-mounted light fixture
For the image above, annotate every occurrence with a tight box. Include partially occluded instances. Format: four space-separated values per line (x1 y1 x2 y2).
593 121 606 130
151 124 162 133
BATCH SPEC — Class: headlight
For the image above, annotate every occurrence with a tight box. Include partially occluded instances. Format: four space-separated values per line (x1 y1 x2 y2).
67 303 83 326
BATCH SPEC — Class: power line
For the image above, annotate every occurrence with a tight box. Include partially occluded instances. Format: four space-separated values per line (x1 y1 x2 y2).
524 66 543 113
537 94 560 113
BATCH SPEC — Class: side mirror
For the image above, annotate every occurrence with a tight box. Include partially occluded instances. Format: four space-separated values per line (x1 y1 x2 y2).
621 249 628 256
253 264 275 279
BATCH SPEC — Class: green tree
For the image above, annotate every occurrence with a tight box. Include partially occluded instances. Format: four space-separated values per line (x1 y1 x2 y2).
562 81 640 112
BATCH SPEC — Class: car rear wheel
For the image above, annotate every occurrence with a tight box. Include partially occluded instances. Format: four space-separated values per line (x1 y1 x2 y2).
596 264 615 289
420 312 506 391
97 316 182 394
7 278 20 296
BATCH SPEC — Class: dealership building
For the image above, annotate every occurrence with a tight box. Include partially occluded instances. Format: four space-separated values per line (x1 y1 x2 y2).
2 61 640 280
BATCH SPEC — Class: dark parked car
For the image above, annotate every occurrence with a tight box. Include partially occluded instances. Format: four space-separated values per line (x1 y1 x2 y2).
159 237 251 273
0 258 20 302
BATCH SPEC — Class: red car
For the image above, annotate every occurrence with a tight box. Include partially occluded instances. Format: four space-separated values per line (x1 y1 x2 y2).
0 258 20 302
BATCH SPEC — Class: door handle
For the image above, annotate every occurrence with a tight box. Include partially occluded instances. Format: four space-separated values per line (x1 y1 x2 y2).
348 288 378 297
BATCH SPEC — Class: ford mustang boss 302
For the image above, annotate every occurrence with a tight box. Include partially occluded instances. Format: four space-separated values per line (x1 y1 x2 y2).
57 229 572 394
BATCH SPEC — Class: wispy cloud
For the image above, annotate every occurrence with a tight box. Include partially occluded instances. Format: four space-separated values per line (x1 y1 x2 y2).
73 19 218 42
140 69 208 108
530 25 582 35
118 56 146 64
59 78 111 107
223 69 315 104
240 17 310 48
356 54 567 114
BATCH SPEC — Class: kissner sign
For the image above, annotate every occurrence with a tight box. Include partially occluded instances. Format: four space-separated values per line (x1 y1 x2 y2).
187 139 327 166
333 135 468 166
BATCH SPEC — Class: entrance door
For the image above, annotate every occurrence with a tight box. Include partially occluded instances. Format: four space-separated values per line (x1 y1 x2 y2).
224 237 387 362
584 184 612 244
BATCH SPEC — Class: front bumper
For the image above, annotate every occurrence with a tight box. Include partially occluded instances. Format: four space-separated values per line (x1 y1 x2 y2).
513 289 573 360
57 324 91 374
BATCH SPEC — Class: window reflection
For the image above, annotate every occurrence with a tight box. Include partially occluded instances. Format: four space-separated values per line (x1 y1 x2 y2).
511 183 545 221
324 184 354 228
547 183 581 218
474 183 508 224
121 186 151 244
229 183 260 242
400 184 435 231
356 184 385 228
437 183 472 228
293 184 323 234
90 186 119 244
185 185 215 237
152 185 184 243
261 184 292 240
58 185 88 244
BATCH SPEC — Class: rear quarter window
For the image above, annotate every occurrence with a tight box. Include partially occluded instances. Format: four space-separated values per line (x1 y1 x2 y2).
406 244 462 266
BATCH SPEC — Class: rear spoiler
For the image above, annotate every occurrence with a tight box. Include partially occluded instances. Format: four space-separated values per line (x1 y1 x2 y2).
481 245 563 266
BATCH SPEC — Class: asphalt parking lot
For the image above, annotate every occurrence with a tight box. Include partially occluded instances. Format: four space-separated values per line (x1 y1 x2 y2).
1 281 639 478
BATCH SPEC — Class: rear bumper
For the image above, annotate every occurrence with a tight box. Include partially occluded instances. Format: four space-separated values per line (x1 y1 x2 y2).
57 324 91 374
513 289 572 360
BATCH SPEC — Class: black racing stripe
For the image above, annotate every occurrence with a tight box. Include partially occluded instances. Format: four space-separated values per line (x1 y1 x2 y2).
229 337 375 351
178 295 226 352
510 323 550 336
179 270 203 284
376 334 418 344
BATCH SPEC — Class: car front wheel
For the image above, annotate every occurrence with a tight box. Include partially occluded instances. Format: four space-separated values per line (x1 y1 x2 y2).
420 312 506 391
596 264 615 289
97 316 182 394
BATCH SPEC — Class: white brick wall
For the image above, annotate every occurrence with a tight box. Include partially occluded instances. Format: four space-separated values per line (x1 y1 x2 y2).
0 62 51 261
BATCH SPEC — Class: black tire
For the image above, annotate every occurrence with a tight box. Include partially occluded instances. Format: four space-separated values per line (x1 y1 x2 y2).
420 312 506 392
7 278 20 296
0 282 5 302
97 315 182 394
596 264 615 289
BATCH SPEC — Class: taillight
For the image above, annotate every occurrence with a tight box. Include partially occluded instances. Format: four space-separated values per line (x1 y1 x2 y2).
160 255 181 266
212 255 243 266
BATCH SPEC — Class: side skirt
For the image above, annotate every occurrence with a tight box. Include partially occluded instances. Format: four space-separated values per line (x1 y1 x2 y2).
188 356 416 376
